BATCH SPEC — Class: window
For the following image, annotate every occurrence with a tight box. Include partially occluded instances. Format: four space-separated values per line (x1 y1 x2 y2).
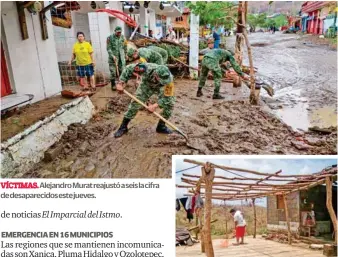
277 195 285 210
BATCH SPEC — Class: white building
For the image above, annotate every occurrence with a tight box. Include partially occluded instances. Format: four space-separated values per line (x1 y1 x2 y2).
1 1 183 110
1 1 62 106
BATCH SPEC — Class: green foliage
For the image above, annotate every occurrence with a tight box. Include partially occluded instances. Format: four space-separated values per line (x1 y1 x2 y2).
247 10 288 30
158 44 181 58
187 1 237 28
272 14 288 27
247 13 267 31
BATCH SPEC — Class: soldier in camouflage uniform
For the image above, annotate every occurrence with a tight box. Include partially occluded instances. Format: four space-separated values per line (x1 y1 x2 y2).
197 49 249 99
147 45 168 63
127 47 164 65
107 26 128 90
114 63 175 138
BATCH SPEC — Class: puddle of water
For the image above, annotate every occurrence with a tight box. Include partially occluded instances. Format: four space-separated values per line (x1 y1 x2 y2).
309 106 337 129
275 103 337 131
275 102 310 131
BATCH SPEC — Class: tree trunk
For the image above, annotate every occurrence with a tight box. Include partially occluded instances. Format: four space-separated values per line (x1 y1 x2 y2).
252 198 257 238
283 194 292 245
202 163 215 257
235 1 244 65
325 177 337 246
241 1 259 105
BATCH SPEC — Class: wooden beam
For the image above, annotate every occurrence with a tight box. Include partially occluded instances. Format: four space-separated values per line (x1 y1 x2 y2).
16 1 29 40
202 164 215 257
199 209 205 253
22 1 35 8
182 177 310 188
39 2 48 40
183 159 326 178
283 194 292 245
252 198 256 239
325 177 337 245
40 1 60 40
180 179 296 191
287 174 337 194
183 173 299 182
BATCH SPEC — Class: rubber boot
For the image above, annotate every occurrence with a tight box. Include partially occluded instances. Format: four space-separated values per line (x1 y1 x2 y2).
114 118 130 138
156 120 172 134
196 88 203 97
212 93 225 99
111 79 116 91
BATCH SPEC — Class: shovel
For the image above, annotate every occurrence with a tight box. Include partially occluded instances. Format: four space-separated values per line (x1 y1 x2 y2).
122 89 188 140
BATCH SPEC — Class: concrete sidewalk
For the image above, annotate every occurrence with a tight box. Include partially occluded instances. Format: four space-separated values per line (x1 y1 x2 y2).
176 237 323 257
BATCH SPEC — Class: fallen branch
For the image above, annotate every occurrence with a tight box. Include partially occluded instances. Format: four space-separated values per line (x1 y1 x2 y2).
160 39 189 50
170 56 200 71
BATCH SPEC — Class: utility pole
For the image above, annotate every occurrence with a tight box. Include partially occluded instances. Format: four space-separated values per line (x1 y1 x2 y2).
189 3 199 79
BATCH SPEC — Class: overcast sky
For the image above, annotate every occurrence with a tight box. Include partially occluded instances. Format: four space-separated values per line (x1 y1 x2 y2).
174 157 337 207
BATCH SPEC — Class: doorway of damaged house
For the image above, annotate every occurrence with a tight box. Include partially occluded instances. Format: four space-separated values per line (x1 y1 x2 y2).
269 180 337 242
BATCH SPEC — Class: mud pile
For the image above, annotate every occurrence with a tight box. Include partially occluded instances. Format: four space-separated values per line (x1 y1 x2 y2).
107 94 132 114
22 79 336 179
155 100 337 155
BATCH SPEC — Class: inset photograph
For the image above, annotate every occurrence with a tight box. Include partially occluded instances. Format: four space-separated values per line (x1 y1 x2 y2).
175 157 337 257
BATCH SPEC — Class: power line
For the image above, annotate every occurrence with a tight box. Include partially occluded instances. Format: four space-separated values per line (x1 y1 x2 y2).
176 165 200 174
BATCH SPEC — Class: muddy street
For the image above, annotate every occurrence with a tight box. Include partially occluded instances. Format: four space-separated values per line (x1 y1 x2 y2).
24 76 337 178
227 32 337 131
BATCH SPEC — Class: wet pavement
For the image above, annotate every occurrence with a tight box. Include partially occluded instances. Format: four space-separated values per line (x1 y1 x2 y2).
227 32 337 131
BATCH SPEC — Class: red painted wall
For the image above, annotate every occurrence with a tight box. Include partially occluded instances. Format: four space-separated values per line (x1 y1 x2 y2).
1 42 12 97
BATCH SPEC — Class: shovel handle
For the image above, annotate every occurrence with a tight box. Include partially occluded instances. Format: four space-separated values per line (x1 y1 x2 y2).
123 89 188 140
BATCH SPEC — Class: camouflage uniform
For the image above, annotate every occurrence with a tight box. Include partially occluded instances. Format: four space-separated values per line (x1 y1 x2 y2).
198 49 244 95
147 45 168 63
107 27 127 81
120 63 175 120
127 48 164 65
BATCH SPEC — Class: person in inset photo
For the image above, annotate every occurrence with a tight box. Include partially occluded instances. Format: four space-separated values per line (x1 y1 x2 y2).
230 208 246 245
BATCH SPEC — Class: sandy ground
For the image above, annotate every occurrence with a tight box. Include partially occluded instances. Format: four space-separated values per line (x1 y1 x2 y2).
20 78 337 179
176 237 323 257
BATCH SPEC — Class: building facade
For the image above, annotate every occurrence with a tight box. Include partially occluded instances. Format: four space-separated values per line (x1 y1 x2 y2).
267 166 337 238
301 1 337 35
1 1 61 103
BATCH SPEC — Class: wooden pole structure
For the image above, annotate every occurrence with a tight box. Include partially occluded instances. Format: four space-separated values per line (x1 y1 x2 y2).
252 198 257 239
199 209 205 253
202 163 215 257
283 194 292 245
195 215 199 240
325 177 337 245
183 159 315 178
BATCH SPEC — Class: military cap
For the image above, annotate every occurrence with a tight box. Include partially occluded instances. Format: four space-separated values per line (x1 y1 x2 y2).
127 48 137 58
115 26 122 32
